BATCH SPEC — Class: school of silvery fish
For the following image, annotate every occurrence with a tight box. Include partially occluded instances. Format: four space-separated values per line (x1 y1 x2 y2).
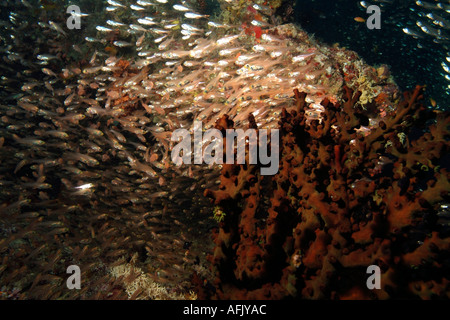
369 0 450 97
0 0 400 299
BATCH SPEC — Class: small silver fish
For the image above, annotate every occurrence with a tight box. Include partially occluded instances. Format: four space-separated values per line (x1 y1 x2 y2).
37 54 58 61
163 23 179 30
49 21 67 36
184 12 209 19
207 21 226 28
137 0 155 6
137 18 157 26
161 50 190 59
113 41 132 47
107 0 126 7
251 20 270 27
106 20 125 27
71 12 89 18
96 26 113 32
442 61 450 73
154 35 168 43
181 23 202 32
252 3 272 14
402 27 424 38
89 50 98 65
219 47 244 56
292 52 315 62
415 0 439 10
158 37 174 50
173 4 190 11
85 36 101 42
359 1 369 9
106 6 119 11
136 34 146 46
150 28 170 35
130 4 145 11
216 34 240 46
41 68 57 77
130 24 148 32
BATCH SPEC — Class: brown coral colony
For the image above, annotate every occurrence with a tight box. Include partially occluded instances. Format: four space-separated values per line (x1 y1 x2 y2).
203 85 450 300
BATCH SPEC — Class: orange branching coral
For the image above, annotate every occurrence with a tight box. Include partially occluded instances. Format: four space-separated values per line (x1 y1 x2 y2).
204 86 450 299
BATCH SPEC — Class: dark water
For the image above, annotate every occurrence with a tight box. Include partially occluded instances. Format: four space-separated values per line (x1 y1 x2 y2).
290 0 449 110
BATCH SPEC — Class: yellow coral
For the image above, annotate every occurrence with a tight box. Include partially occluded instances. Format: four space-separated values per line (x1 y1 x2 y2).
109 262 197 300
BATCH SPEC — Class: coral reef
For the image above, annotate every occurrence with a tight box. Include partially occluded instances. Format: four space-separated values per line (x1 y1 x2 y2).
218 0 283 26
0 0 447 301
109 255 198 300
204 86 450 299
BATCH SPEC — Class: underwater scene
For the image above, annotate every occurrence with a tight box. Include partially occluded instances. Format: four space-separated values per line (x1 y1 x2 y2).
0 0 449 301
